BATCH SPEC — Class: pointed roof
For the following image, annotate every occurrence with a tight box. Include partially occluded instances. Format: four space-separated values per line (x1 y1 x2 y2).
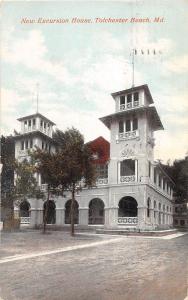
111 84 154 104
100 106 164 131
17 113 55 125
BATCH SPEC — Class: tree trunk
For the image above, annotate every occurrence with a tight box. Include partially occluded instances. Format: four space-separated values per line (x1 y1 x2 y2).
43 185 50 234
71 184 75 236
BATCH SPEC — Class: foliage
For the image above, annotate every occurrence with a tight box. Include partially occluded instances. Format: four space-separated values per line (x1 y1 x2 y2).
1 135 15 220
162 155 188 202
14 158 41 203
53 127 95 235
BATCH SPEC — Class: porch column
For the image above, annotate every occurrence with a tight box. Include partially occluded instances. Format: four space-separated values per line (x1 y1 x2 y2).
30 208 43 227
56 208 65 225
150 208 155 225
137 206 146 229
105 207 118 228
79 208 89 225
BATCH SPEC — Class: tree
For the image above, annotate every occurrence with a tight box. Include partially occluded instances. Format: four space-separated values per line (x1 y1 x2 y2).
32 149 60 233
162 155 188 203
53 128 95 236
1 135 15 222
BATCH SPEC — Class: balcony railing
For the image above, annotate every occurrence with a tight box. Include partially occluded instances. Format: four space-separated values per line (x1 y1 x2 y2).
41 184 48 191
20 217 30 224
96 178 108 185
119 130 139 140
18 149 29 156
118 217 138 225
120 175 135 183
119 101 139 111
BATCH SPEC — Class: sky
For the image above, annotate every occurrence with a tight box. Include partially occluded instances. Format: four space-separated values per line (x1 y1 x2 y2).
1 0 188 163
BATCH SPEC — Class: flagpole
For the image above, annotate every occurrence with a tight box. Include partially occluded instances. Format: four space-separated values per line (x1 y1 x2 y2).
36 83 39 113
132 48 135 88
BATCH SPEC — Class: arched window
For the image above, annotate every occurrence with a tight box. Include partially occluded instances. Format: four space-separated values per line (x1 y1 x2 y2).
20 200 30 217
89 198 104 225
118 197 138 217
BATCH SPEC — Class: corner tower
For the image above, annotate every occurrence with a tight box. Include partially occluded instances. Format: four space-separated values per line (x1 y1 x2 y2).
100 84 164 185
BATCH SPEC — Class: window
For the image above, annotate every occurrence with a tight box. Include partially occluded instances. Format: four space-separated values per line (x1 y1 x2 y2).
119 121 124 133
148 161 151 178
154 168 157 183
24 121 27 130
21 141 24 150
44 123 46 129
25 140 28 149
125 120 131 132
45 143 48 150
42 141 44 149
40 120 43 128
134 92 139 102
159 174 162 187
30 139 33 148
133 118 138 130
28 120 31 127
96 164 108 179
120 159 135 176
127 94 132 103
180 220 185 226
147 198 151 218
163 179 166 190
120 96 125 105
33 119 36 128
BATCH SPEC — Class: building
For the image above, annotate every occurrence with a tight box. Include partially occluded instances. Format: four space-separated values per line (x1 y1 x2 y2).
174 201 188 230
14 84 174 230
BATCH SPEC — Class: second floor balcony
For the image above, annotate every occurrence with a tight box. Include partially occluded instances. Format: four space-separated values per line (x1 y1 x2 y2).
119 100 139 111
118 129 139 141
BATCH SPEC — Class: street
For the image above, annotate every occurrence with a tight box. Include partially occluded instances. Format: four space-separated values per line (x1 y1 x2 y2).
0 230 187 300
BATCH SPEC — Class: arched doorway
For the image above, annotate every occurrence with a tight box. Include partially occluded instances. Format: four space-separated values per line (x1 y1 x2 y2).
65 199 79 224
118 197 138 217
20 200 30 217
43 200 56 224
89 198 104 225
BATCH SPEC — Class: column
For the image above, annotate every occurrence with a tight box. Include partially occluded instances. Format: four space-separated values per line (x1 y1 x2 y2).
30 208 43 227
79 208 89 226
105 207 118 228
135 159 138 182
56 208 65 225
137 206 146 230
150 207 155 226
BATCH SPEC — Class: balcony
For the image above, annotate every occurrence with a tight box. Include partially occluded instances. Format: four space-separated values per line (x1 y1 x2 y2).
119 101 139 111
118 130 139 141
120 175 135 183
118 217 138 225
20 217 30 224
18 149 29 156
41 183 48 191
96 178 108 185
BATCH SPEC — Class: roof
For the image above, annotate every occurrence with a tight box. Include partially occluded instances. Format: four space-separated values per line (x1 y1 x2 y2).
13 130 57 144
155 162 175 186
99 106 164 131
87 136 110 164
17 113 56 126
111 84 154 104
